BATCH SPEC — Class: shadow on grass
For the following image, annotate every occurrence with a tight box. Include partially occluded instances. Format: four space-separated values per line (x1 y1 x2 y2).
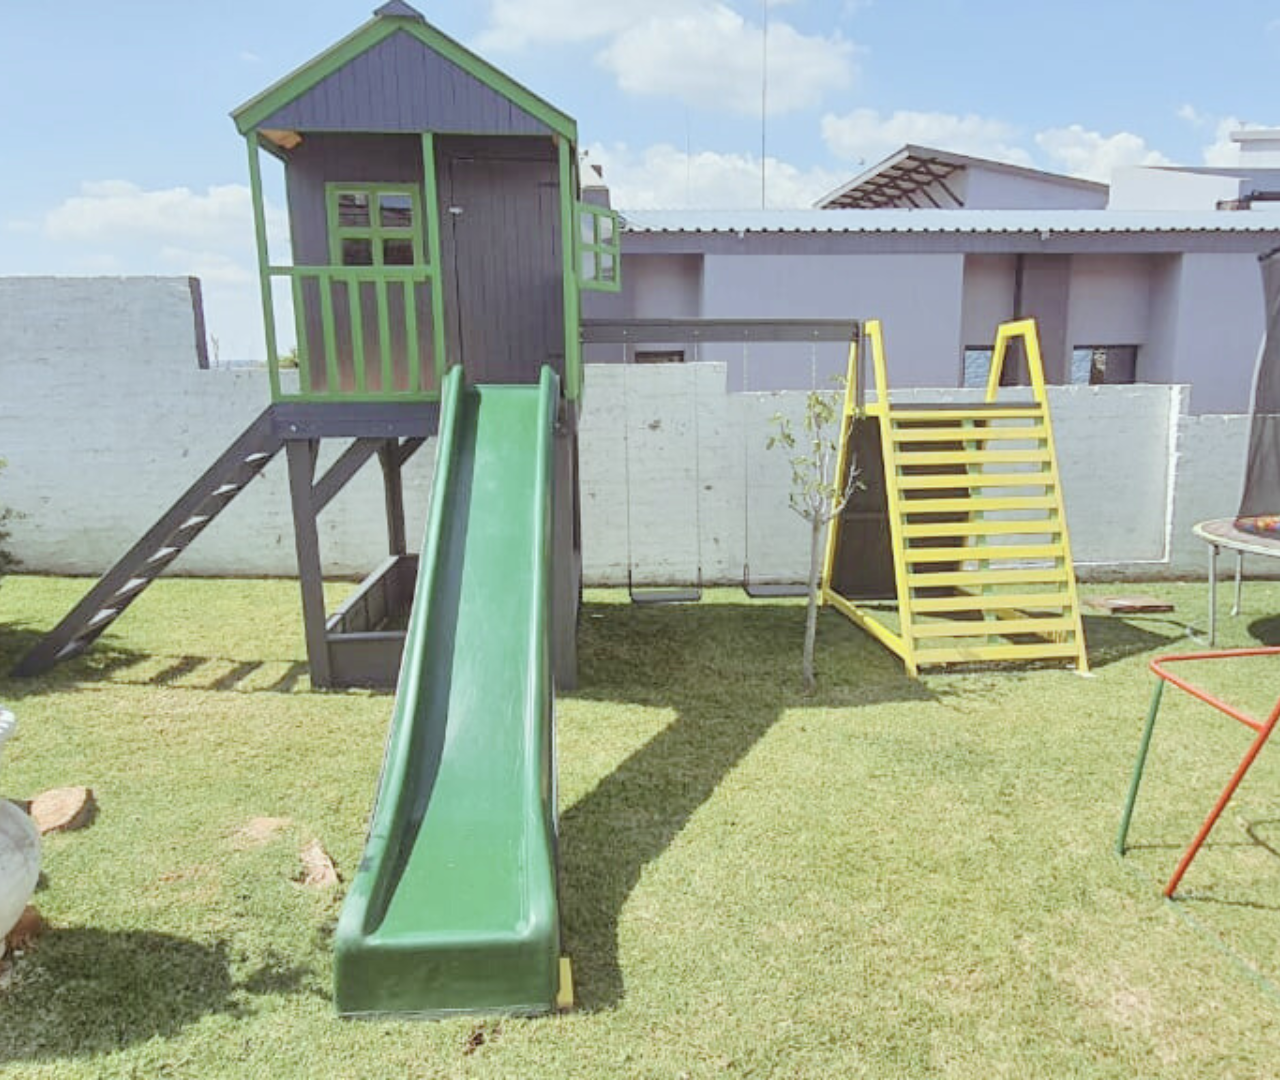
1081 613 1189 668
0 622 327 698
558 601 934 1010
1247 614 1280 645
0 928 308 1064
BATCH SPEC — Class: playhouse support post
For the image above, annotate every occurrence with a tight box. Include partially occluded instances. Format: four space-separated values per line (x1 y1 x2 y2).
378 440 408 557
286 439 333 688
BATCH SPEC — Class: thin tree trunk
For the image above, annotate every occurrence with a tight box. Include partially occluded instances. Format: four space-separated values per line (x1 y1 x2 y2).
802 514 824 692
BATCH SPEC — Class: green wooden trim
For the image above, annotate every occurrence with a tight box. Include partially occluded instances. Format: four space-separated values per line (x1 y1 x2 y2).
291 275 312 394
404 278 421 395
349 282 367 393
320 282 339 392
232 13 576 143
577 202 622 293
276 390 442 404
420 133 448 389
270 265 432 281
376 278 393 392
246 139 282 400
325 183 424 268
558 139 581 400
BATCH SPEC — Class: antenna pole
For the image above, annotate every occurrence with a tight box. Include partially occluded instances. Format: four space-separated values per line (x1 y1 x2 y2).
760 1 768 209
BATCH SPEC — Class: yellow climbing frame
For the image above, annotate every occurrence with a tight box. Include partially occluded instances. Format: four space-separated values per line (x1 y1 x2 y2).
821 318 1089 676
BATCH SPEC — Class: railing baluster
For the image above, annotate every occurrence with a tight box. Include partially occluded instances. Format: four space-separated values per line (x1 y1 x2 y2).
348 280 366 394
377 277 393 395
405 278 420 395
291 274 312 395
320 270 339 396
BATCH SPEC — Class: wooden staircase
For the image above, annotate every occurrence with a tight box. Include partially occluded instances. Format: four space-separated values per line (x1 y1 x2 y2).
823 320 1088 676
13 409 282 677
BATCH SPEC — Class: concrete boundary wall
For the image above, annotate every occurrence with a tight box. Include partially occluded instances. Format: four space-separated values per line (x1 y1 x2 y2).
0 277 1256 584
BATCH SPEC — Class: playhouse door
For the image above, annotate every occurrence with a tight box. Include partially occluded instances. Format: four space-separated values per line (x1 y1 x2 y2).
440 147 565 385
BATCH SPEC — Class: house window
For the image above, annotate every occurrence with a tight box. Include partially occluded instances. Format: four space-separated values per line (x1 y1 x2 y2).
326 185 424 267
577 202 622 292
962 348 992 388
1071 345 1137 385
634 350 684 364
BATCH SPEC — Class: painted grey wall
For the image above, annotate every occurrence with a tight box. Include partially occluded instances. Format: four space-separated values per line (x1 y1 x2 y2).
259 29 552 137
697 253 964 391
1017 255 1072 383
1066 254 1153 347
961 255 1017 345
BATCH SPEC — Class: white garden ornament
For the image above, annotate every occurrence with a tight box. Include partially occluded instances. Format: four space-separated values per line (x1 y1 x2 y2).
0 707 40 958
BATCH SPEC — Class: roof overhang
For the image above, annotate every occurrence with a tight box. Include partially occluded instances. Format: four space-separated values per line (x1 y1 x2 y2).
816 145 1108 210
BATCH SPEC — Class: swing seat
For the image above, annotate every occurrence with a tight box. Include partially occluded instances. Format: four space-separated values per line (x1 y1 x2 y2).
629 585 702 605
743 581 810 599
1117 647 1280 897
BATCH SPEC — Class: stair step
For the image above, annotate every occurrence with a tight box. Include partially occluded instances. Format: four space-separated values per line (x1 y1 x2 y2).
892 406 1044 423
112 576 153 600
896 448 1052 467
243 452 272 466
891 425 1047 444
902 518 1062 539
899 495 1058 514
86 608 119 630
908 615 1077 640
177 515 212 532
910 591 1073 613
904 543 1064 564
54 638 88 662
211 483 242 498
912 641 1083 666
907 567 1073 589
896 472 1053 491
147 546 182 566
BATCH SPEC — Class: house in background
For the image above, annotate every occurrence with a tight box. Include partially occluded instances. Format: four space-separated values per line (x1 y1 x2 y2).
583 132 1280 413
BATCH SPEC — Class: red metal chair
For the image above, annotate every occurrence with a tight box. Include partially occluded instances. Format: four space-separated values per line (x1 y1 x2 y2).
1117 647 1280 897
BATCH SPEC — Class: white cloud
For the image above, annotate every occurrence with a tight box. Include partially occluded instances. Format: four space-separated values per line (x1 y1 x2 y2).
1034 125 1170 181
35 181 288 360
583 141 844 209
820 108 1032 167
478 0 854 116
1201 116 1244 167
1177 103 1210 129
598 6 853 116
476 0 688 51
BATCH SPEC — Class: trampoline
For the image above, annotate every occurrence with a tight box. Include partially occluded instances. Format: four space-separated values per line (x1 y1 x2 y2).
1195 247 1280 643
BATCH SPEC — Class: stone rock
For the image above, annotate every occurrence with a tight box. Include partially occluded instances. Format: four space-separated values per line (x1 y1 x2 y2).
30 787 95 834
6 905 43 952
298 839 339 888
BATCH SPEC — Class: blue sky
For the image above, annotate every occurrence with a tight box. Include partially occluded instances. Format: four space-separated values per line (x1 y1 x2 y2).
2 1 1277 357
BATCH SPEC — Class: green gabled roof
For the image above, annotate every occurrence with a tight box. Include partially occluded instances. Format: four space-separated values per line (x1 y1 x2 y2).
231 4 577 143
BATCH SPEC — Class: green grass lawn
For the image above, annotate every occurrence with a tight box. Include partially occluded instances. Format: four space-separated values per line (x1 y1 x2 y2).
2 576 1280 1078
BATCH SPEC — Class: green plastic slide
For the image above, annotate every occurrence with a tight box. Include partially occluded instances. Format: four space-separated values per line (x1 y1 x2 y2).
334 365 562 1017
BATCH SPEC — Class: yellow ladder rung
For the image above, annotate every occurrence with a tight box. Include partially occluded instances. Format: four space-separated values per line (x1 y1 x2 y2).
891 425 1048 444
908 567 1072 588
896 448 1050 467
904 543 1064 564
896 472 1054 491
903 518 1062 539
891 406 1043 423
909 616 1078 640
910 591 1072 613
899 495 1058 514
913 641 1084 665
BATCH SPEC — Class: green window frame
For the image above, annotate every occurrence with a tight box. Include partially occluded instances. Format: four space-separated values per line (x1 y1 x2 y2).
577 202 622 293
326 183 425 268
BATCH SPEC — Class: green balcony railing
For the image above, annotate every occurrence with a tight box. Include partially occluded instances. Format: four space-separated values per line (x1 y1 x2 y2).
267 265 445 403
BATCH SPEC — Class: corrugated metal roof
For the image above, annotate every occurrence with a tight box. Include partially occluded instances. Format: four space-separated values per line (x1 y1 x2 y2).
620 209 1280 235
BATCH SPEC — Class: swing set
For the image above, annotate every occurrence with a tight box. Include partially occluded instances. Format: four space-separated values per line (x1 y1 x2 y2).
580 317 858 602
